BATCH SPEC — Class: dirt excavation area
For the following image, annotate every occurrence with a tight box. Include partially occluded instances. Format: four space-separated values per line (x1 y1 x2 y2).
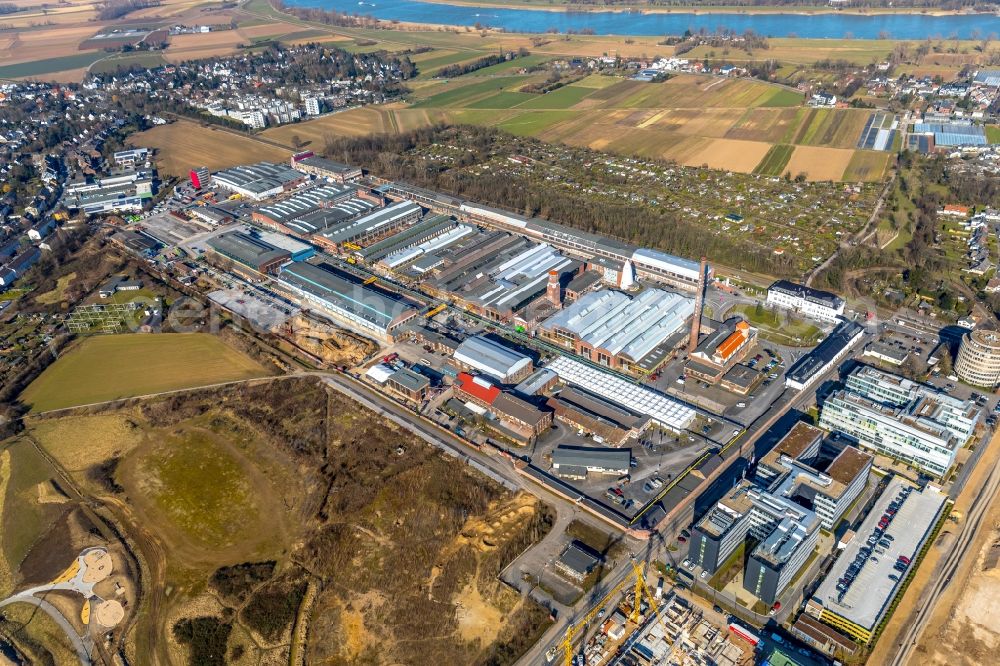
910 509 1000 665
882 428 1000 666
14 376 555 666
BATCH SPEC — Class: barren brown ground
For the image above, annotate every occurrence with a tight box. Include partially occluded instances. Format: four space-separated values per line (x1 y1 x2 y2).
869 429 1000 666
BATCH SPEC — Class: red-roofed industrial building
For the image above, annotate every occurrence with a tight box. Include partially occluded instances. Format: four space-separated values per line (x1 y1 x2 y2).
454 372 501 408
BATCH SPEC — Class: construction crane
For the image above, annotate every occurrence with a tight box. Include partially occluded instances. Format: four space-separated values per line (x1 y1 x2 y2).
363 276 378 285
425 303 447 318
550 559 657 666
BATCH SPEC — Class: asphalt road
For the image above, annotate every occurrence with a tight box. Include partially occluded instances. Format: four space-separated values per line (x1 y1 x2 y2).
0 596 91 665
0 548 111 666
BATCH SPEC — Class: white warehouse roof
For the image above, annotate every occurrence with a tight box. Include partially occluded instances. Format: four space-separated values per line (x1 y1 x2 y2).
631 248 702 282
366 363 394 384
542 288 693 362
546 356 696 431
453 335 532 381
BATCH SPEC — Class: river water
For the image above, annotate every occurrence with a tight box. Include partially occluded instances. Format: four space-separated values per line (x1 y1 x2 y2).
284 0 1000 39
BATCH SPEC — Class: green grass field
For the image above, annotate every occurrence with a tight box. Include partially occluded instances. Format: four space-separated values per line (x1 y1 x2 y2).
987 125 1000 144
736 304 823 346
0 52 105 79
20 333 267 412
89 53 168 75
141 428 260 548
410 75 528 107
467 91 537 109
843 150 891 182
0 440 67 582
413 50 485 78
761 88 805 108
515 85 594 109
495 110 578 136
753 144 794 176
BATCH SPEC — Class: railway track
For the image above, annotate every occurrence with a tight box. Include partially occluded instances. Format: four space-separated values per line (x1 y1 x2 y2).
889 442 1000 666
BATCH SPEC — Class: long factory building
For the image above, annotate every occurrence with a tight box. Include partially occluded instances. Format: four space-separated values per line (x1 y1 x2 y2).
381 183 709 293
220 164 716 354
538 288 695 374
277 262 420 341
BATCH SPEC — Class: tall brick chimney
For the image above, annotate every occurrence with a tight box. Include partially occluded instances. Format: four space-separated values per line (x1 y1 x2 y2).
687 257 708 353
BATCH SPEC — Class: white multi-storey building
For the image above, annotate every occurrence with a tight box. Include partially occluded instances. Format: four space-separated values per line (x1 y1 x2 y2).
239 110 267 129
766 280 845 322
819 365 981 477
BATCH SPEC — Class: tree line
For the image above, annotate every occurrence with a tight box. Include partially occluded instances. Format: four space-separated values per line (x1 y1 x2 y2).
323 125 798 276
434 49 530 79
96 0 161 21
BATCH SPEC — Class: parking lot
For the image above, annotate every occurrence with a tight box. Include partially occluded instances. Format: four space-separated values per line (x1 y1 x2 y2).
527 420 714 517
644 340 801 428
207 287 299 331
814 478 948 636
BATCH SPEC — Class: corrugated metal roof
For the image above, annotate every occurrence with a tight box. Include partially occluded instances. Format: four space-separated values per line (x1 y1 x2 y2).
453 336 532 380
542 288 693 362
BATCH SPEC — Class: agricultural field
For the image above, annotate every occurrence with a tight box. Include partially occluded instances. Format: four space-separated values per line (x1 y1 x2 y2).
129 120 291 177
0 52 105 80
753 144 795 176
843 150 892 182
411 75 533 108
263 105 402 147
411 49 486 78
783 145 857 182
284 72 891 180
791 107 872 149
15 378 553 665
0 0 295 79
682 37 896 66
19 333 268 412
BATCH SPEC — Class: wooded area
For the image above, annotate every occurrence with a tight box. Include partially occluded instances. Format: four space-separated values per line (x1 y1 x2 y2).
324 125 801 276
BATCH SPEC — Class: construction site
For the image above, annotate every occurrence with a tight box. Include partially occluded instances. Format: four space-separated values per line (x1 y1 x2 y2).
545 561 754 666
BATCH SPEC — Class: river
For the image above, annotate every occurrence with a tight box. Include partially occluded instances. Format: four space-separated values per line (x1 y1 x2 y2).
284 0 1000 39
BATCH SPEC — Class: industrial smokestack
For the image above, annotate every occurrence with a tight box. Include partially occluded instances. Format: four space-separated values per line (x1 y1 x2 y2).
546 270 562 306
687 257 708 353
